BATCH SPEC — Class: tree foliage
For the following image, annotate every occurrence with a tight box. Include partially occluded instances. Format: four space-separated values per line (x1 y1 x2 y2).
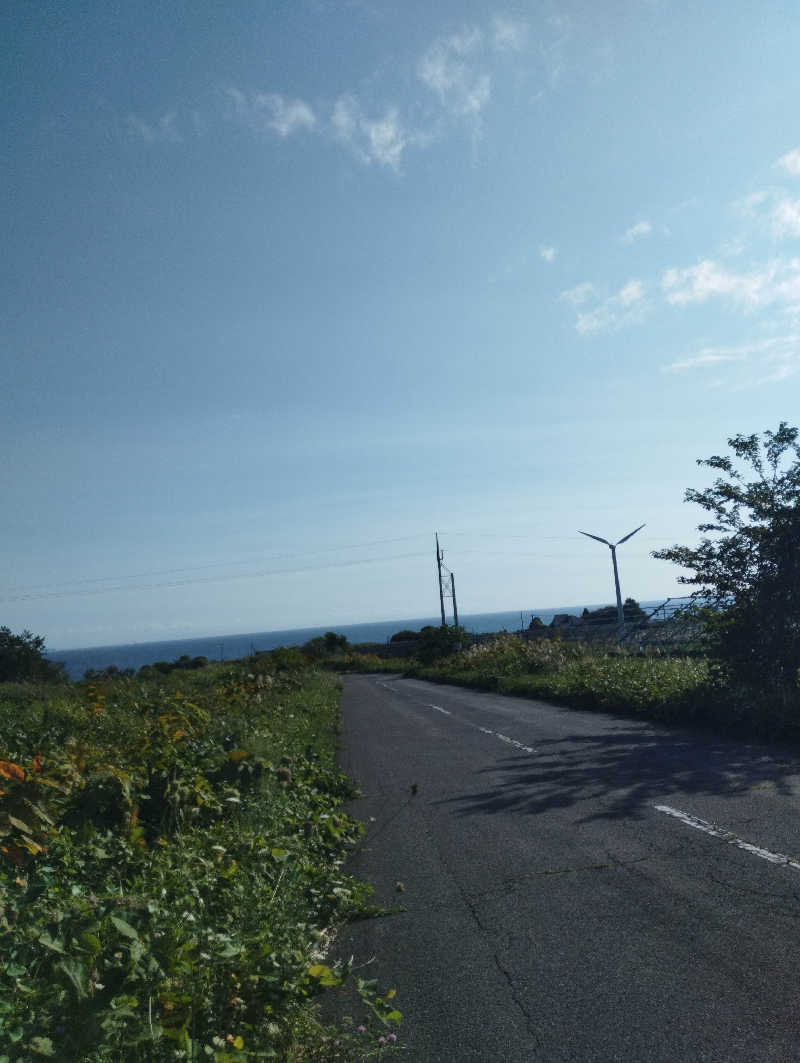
300 631 350 660
414 624 467 664
653 423 800 695
0 627 65 684
580 598 647 624
389 629 419 643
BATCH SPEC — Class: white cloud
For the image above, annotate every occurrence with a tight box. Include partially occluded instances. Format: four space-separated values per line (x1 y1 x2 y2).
733 189 770 216
662 346 750 373
662 335 800 384
539 245 556 263
772 199 800 238
331 95 410 170
127 109 182 144
418 28 491 123
622 219 652 244
618 279 644 305
778 147 800 176
565 279 646 335
491 15 528 52
560 281 593 306
225 88 316 137
662 257 800 310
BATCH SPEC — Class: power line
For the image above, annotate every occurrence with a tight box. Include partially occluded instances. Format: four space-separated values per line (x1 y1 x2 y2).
2 534 431 595
0 551 430 604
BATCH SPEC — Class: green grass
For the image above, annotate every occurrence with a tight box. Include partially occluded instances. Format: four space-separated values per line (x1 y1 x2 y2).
0 654 402 1062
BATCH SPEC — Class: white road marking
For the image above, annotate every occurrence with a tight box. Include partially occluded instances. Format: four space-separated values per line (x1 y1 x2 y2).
374 678 535 754
427 703 452 715
654 804 800 872
479 726 536 755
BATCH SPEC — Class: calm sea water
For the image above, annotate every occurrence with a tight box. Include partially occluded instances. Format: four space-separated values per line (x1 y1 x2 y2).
48 602 668 680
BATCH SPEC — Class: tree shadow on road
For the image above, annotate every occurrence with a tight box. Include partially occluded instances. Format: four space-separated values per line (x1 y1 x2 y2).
435 728 800 821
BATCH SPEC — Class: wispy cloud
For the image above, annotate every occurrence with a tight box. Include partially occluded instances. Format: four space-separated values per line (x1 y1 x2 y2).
662 257 800 310
127 109 182 144
418 28 491 126
539 12 573 87
662 346 751 373
661 335 800 384
560 281 593 306
771 199 800 238
331 95 412 170
224 88 316 137
778 147 800 176
622 219 652 244
562 278 647 334
539 245 556 263
491 14 528 52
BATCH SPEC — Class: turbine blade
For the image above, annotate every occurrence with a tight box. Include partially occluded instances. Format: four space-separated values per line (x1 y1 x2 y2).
616 522 646 546
578 530 611 546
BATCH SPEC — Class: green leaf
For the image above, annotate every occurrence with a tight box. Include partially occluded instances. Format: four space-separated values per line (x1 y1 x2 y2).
37 932 65 954
110 916 139 939
7 815 33 834
308 964 341 986
79 932 102 954
56 958 88 1001
270 848 289 862
29 1037 55 1057
27 803 54 826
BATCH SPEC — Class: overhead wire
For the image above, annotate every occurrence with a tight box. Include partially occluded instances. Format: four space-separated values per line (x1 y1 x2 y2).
2 529 687 604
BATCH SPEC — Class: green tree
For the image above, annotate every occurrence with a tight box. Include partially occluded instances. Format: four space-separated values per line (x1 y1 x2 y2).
653 422 800 700
389 629 419 642
0 626 66 683
301 631 350 660
414 624 467 664
580 598 647 624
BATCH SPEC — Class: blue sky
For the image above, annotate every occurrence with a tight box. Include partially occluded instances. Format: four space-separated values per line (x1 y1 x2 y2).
3 0 799 649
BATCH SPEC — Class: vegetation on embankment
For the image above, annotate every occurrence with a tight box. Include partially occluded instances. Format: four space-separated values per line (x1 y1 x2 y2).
0 650 401 1062
331 630 800 739
406 635 711 721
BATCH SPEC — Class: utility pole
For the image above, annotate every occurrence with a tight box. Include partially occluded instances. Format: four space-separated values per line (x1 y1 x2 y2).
578 523 646 629
436 533 446 626
450 571 459 628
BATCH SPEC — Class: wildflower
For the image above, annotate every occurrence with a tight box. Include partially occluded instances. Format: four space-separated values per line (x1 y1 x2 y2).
379 1035 387 1045
389 1033 397 1042
357 1025 367 1034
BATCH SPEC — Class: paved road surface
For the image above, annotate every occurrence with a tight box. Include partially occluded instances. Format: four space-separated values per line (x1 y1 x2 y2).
335 674 800 1062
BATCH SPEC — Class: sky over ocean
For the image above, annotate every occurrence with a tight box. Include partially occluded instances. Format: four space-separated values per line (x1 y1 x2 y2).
3 2 799 649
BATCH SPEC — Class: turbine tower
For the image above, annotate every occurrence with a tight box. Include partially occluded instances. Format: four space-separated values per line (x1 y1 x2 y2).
578 523 646 628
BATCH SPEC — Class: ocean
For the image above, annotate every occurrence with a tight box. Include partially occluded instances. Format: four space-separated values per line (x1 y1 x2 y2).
48 601 670 680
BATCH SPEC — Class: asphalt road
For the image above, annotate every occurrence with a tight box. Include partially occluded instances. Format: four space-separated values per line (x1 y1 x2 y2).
334 673 800 1062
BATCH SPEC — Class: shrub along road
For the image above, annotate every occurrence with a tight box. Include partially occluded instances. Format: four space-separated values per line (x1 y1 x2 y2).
336 673 800 1062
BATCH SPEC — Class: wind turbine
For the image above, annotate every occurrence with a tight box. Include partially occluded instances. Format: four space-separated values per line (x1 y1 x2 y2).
578 524 646 628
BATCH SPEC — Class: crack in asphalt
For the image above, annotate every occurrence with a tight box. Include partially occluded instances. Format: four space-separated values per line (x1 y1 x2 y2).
415 803 545 1055
457 871 545 1056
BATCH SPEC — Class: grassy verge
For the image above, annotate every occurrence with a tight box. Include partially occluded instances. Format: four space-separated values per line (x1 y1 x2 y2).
0 650 401 1062
407 638 710 722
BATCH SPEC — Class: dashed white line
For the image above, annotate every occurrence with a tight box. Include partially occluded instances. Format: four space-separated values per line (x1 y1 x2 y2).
374 679 535 754
479 726 536 755
654 804 800 872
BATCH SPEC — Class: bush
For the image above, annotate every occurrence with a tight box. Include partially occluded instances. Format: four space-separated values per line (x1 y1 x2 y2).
414 625 468 665
0 627 66 684
0 652 403 1060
